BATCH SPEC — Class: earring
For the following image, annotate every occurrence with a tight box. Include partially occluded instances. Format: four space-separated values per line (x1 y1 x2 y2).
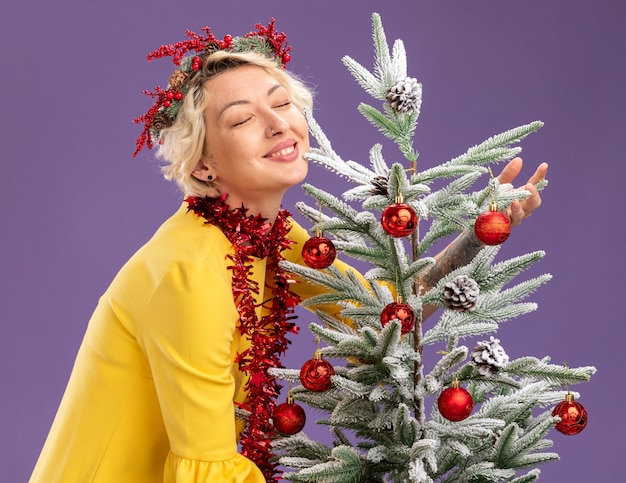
207 175 213 181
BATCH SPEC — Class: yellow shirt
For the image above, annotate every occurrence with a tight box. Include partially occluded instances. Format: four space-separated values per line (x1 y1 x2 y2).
30 203 345 482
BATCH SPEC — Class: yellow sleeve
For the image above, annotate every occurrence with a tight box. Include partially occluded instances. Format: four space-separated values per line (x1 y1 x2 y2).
138 259 265 483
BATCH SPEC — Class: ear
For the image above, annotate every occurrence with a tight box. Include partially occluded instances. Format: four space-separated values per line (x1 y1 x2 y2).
191 158 213 182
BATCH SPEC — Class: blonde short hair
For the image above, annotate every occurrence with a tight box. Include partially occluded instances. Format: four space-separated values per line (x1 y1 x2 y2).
156 51 314 196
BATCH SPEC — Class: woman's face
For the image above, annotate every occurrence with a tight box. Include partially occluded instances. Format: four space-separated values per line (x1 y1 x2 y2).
197 64 310 211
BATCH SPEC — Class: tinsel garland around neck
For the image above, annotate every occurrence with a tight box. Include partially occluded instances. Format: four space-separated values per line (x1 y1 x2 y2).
185 194 300 482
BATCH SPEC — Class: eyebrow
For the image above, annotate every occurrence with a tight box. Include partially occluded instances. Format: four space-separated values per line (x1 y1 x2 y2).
218 84 285 118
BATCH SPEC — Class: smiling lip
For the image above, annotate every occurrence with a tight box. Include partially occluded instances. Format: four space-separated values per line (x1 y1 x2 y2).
264 140 299 162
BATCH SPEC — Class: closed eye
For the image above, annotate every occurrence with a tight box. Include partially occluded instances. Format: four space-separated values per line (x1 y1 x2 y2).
232 117 252 127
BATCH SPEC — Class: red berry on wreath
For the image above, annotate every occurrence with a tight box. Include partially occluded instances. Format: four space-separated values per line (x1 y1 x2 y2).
552 392 588 435
274 394 306 435
300 350 335 392
474 202 511 245
380 302 415 335
381 196 418 238
302 228 336 269
437 380 474 422
191 56 203 71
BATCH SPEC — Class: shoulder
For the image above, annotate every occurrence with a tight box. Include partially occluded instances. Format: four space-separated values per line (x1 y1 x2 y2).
140 203 231 264
108 204 232 295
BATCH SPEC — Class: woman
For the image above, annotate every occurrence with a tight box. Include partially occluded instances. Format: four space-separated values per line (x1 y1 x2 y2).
31 20 546 483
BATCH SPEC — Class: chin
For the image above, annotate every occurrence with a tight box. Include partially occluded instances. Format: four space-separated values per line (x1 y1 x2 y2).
288 162 309 185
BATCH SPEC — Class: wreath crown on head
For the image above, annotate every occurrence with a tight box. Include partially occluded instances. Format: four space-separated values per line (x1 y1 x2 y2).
132 19 292 156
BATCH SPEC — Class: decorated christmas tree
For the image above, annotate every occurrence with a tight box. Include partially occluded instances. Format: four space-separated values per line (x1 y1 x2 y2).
267 13 595 483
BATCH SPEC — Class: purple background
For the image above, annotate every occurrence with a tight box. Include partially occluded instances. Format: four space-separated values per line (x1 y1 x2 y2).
2 1 624 481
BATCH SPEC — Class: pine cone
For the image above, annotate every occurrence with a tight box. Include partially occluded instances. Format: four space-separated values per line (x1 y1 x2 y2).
204 41 222 55
386 77 420 113
151 111 172 130
443 275 480 312
168 70 189 89
471 336 509 376
369 175 389 197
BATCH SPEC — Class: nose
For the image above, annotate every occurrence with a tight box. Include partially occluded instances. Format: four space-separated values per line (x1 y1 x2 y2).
266 110 290 137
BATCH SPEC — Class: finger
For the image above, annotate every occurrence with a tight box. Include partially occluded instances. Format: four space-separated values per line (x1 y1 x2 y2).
508 200 525 227
527 162 549 185
521 182 542 213
497 157 523 184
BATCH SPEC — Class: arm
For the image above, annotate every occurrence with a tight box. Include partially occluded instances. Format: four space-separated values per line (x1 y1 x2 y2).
138 259 265 482
287 157 547 322
420 157 548 319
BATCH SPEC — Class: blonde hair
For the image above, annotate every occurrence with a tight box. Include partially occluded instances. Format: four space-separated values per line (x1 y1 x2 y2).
156 51 314 196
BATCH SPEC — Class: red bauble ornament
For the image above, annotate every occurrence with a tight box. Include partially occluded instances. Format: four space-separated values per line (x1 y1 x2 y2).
380 302 415 335
302 229 336 269
474 202 511 246
437 382 474 422
300 350 335 392
174 91 183 101
552 393 588 435
274 396 306 435
166 90 175 100
381 197 418 238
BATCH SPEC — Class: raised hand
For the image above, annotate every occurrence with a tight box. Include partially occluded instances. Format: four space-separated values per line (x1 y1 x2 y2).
497 157 548 227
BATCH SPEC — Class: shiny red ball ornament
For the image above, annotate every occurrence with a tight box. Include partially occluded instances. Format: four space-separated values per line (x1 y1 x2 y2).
273 396 306 435
302 229 336 269
552 392 588 435
380 302 415 335
300 350 335 392
474 202 511 246
437 381 474 422
163 100 172 108
174 91 183 101
381 197 418 238
166 90 175 100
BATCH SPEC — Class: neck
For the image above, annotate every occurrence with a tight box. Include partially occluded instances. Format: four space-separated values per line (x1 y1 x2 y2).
185 194 291 259
222 193 284 225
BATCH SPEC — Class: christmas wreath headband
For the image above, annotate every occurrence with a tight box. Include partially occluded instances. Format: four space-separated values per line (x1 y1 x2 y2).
132 18 292 156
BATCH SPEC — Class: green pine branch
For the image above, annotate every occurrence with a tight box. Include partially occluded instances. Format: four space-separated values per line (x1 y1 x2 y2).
282 445 364 483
